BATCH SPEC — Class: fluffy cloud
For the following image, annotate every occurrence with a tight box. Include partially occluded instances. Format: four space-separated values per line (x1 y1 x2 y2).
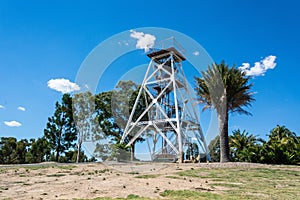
193 51 200 56
4 121 22 127
47 78 80 94
0 105 4 109
17 106 26 111
130 30 156 52
239 55 277 76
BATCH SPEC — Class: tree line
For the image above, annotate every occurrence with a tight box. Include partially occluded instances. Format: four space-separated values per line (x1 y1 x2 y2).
209 126 300 164
0 80 143 164
1 62 299 164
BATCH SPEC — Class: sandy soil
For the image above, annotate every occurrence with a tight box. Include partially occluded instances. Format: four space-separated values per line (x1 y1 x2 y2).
0 162 298 200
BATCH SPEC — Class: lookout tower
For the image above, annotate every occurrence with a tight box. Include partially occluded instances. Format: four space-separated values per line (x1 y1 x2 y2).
121 37 210 163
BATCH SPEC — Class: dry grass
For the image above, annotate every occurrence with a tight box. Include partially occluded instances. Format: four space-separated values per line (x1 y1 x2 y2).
0 162 299 199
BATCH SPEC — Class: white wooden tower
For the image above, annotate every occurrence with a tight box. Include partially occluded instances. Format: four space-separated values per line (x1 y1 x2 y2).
121 37 210 163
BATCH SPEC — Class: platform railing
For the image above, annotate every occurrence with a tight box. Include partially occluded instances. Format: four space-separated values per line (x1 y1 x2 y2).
149 37 186 56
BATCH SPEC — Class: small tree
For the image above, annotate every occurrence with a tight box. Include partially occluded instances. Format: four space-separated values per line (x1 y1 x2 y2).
0 137 18 164
208 135 220 162
26 137 50 163
73 91 96 163
44 94 77 162
112 81 146 161
230 129 262 162
261 125 299 164
94 81 146 161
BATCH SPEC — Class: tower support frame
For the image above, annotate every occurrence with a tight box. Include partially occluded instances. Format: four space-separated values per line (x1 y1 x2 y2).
121 38 210 163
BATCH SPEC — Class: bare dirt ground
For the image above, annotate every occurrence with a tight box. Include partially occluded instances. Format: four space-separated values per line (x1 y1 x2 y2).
0 162 299 200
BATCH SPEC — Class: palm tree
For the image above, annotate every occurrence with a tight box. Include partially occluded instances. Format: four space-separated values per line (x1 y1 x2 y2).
261 125 299 164
230 129 261 162
195 61 254 162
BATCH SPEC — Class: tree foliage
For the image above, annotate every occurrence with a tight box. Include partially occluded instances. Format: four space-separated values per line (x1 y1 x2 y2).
208 135 220 162
72 91 99 162
26 137 50 163
44 93 77 162
229 129 262 162
94 80 146 161
260 125 300 164
208 125 299 164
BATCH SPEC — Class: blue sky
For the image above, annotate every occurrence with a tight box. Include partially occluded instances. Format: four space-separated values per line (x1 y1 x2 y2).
0 0 300 146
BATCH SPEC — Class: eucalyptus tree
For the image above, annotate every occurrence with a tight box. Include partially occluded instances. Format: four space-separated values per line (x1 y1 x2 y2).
94 90 124 160
195 61 254 162
94 80 146 161
73 91 98 162
112 80 147 161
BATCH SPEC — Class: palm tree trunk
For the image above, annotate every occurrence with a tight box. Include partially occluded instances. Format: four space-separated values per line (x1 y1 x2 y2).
218 108 230 162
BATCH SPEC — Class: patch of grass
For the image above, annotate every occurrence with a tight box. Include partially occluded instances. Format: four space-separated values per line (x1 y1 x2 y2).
35 181 47 183
160 190 222 199
12 181 25 184
165 175 181 179
209 182 243 189
134 174 159 179
176 168 212 178
46 173 66 177
174 167 300 199
57 165 76 170
0 187 8 190
23 165 52 170
75 196 151 200
127 194 151 199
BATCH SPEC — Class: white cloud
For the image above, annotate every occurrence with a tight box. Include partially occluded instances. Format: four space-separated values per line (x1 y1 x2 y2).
4 120 22 127
0 105 4 109
239 55 277 76
17 106 26 111
47 78 80 94
130 30 156 52
193 51 200 56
